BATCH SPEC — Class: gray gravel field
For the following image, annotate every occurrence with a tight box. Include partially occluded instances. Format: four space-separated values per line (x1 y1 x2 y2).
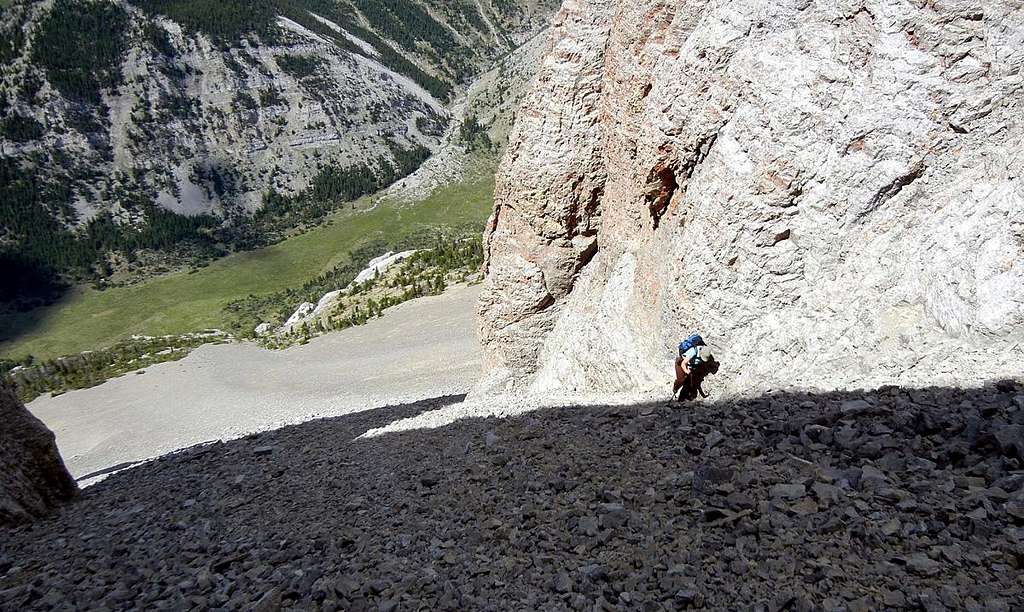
27 285 482 484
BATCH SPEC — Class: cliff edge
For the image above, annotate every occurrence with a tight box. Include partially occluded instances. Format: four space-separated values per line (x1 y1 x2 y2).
478 0 1024 398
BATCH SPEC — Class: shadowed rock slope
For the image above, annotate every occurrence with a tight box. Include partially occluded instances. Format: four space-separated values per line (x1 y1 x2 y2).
2 383 1023 610
0 385 77 527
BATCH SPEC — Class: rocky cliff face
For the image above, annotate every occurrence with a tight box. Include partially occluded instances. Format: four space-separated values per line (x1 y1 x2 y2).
478 0 1024 399
0 385 77 527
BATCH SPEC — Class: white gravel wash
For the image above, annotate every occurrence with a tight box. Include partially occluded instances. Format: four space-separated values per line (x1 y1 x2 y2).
28 285 483 485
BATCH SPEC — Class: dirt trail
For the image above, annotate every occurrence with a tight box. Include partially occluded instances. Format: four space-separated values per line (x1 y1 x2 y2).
27 285 482 483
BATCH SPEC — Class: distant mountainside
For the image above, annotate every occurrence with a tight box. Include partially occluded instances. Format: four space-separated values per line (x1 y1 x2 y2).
0 0 555 309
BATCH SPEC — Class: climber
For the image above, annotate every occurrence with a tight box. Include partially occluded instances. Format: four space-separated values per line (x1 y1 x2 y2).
673 332 718 402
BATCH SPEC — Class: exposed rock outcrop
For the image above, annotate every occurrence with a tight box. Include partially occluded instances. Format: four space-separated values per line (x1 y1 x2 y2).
351 251 420 287
277 250 419 334
478 0 1024 398
0 385 77 527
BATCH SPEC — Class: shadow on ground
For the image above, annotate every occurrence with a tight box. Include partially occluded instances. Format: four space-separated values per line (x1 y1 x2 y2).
0 297 67 357
2 383 1023 611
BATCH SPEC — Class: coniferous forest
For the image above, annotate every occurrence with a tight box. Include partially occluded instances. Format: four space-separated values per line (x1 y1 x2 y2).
0 156 222 310
31 0 130 104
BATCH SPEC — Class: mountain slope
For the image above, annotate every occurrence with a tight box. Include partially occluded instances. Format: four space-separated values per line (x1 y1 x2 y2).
3 384 1024 608
0 0 555 308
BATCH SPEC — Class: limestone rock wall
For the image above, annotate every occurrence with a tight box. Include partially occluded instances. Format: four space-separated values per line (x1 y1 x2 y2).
0 386 77 527
0 0 558 232
478 0 1024 398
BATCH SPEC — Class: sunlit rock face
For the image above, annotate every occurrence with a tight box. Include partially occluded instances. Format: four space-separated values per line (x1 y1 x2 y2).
0 386 77 527
477 0 1024 399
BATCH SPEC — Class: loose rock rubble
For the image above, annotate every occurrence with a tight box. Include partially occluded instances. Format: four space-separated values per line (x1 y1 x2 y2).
2 383 1023 610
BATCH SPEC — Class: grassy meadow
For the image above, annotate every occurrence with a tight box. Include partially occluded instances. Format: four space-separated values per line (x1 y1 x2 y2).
0 175 494 360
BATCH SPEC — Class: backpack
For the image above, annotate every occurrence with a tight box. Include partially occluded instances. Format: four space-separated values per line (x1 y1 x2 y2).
678 333 705 357
687 345 715 370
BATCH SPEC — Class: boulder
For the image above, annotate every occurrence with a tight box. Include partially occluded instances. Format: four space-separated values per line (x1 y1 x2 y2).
282 302 317 329
0 385 77 527
350 251 418 287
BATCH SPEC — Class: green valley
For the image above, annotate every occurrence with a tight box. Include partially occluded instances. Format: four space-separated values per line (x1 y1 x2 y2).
0 175 494 360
